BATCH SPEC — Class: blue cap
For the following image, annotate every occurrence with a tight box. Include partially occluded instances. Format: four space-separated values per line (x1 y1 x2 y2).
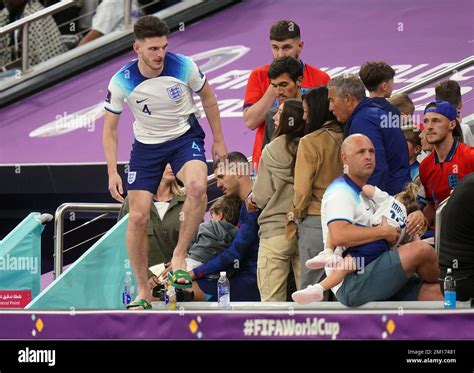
424 100 461 137
424 100 457 121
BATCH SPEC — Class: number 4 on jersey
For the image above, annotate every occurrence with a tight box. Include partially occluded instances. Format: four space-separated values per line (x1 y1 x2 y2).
142 104 151 115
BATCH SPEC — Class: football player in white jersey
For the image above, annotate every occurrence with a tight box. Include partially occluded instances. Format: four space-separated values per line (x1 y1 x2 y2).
103 16 227 309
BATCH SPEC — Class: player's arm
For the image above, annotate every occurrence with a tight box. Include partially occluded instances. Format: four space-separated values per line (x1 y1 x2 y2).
243 84 277 130
103 110 125 202
197 81 227 161
328 218 399 247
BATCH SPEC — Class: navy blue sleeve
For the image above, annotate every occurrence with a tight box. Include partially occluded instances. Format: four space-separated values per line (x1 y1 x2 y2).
192 206 260 279
351 115 389 192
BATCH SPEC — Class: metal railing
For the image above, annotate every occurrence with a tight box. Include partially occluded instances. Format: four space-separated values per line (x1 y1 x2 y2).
53 203 122 278
394 55 474 95
0 0 203 91
0 0 76 73
434 196 450 256
124 0 132 28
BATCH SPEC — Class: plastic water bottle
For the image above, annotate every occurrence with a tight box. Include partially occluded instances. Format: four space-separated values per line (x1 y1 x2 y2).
165 284 177 310
217 271 231 309
122 271 134 305
444 268 456 309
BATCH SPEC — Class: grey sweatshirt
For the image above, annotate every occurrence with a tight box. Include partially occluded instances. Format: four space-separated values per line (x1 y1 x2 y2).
188 220 238 263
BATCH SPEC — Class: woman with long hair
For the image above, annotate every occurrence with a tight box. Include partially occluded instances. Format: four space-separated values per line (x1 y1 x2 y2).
287 86 345 293
251 99 306 301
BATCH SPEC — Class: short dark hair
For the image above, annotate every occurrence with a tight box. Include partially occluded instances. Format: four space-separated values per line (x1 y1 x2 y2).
435 80 462 107
134 15 169 40
269 20 301 41
268 56 303 83
359 61 395 92
212 152 250 174
302 86 339 134
209 195 241 226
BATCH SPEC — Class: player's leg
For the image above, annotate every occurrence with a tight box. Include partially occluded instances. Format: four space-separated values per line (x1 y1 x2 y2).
125 140 167 309
173 160 208 273
167 119 208 282
126 190 154 308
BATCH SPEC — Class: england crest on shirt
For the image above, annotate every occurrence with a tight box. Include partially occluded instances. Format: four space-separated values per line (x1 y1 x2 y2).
448 173 459 189
167 84 183 102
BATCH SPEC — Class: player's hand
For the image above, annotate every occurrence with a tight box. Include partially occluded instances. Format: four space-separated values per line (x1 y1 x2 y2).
158 269 171 284
212 140 228 162
380 216 400 246
245 193 259 212
406 210 426 236
266 83 278 100
108 173 125 203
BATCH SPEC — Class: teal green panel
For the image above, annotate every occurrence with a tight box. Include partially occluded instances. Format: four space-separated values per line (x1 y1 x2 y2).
0 213 44 299
27 216 135 310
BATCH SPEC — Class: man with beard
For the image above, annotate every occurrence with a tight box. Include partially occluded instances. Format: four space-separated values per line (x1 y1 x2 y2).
419 100 474 229
243 20 329 171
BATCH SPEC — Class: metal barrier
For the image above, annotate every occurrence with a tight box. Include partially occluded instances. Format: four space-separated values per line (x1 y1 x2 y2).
0 0 75 73
394 56 474 95
53 203 122 278
0 0 203 91
434 196 450 256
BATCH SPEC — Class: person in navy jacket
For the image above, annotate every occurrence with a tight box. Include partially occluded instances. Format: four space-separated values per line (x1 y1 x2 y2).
359 60 401 118
187 152 261 302
328 73 410 196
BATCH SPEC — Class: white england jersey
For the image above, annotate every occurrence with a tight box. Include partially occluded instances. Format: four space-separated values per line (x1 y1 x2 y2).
321 175 376 246
321 175 377 294
104 52 206 144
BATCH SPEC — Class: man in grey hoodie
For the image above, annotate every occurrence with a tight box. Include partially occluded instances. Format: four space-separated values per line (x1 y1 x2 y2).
186 195 241 273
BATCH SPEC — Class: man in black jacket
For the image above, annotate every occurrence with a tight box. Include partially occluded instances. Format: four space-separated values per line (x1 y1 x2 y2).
438 173 474 301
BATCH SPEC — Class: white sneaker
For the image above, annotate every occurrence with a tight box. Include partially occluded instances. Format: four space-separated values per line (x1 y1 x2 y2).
291 284 325 304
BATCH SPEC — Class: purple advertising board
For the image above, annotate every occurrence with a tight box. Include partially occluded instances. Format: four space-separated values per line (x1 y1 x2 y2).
0 309 473 340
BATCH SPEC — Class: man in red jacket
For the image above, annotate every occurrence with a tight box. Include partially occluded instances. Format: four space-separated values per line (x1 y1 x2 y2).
419 100 474 229
243 20 330 171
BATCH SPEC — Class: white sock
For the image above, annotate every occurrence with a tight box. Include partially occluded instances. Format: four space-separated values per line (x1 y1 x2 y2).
315 283 326 292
